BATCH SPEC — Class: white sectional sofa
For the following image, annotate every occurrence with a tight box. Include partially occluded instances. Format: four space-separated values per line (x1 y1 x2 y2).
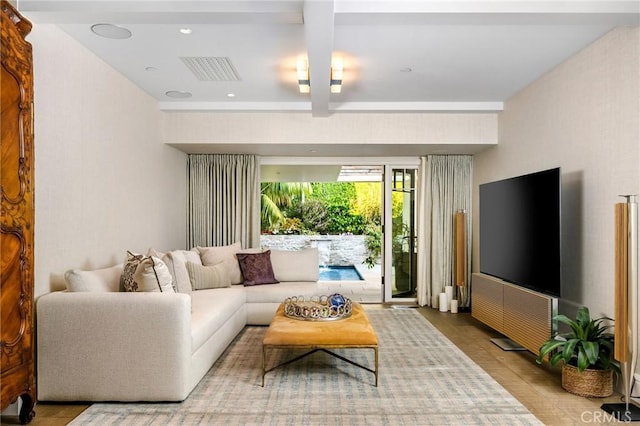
36 246 321 402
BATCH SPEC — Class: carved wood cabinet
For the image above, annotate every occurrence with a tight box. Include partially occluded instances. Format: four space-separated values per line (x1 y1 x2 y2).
1 1 36 423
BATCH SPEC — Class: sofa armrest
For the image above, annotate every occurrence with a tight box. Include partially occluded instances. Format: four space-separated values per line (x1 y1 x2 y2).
37 291 192 401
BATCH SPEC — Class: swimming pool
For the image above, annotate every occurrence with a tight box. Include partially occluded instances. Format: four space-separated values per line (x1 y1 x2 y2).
318 265 364 281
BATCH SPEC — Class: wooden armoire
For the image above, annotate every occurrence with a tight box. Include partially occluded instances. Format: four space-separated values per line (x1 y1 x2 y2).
1 1 36 423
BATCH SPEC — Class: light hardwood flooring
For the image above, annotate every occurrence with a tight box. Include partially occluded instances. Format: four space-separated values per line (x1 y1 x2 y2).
1 306 625 425
418 307 624 425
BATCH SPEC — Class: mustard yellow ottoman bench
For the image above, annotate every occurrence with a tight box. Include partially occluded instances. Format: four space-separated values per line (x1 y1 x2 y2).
262 302 379 386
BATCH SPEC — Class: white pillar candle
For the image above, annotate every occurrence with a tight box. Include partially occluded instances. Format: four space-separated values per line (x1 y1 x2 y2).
445 286 453 310
450 299 459 313
439 292 448 312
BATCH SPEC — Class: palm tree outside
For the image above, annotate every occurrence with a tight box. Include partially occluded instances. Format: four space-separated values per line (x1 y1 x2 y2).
261 182 312 231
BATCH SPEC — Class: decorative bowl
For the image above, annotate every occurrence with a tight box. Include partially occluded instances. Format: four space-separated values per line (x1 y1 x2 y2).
283 293 352 321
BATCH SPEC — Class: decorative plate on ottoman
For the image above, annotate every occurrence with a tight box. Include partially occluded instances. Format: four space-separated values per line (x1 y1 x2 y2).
283 293 352 321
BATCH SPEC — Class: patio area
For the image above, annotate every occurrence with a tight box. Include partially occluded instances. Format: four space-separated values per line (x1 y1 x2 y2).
261 235 383 303
317 264 382 303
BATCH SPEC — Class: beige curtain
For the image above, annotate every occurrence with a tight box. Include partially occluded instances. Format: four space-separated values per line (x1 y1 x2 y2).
416 155 473 308
187 154 261 249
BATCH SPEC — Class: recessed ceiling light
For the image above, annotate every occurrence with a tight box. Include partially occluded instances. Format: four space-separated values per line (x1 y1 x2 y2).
227 93 236 98
400 67 412 73
165 90 192 99
179 28 192 35
90 23 132 39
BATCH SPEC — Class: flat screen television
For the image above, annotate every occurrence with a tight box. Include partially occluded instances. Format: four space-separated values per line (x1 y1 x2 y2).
479 167 561 297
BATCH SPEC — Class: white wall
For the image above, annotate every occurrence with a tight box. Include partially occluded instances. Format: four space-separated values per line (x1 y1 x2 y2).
31 24 187 297
473 26 640 317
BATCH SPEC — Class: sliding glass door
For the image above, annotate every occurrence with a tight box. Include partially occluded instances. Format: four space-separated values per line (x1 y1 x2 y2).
259 158 419 304
384 166 418 302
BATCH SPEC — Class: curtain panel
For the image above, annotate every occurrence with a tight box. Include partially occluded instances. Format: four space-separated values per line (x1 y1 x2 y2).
187 154 261 249
416 155 473 308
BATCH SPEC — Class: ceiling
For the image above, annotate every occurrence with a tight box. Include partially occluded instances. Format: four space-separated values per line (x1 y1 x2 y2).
20 0 639 119
18 1 639 158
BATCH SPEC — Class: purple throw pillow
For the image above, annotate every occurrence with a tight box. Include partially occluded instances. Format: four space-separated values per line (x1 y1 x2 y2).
236 250 280 286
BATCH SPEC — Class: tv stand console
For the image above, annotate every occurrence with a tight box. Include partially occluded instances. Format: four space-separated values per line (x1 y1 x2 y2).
471 273 558 355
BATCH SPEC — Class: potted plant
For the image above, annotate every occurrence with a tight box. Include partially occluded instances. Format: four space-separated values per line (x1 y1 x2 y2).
536 306 619 397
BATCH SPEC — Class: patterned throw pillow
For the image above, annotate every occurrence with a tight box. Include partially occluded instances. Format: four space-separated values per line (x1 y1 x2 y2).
121 252 144 292
236 250 279 286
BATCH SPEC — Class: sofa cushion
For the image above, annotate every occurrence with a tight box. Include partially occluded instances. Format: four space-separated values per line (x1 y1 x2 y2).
64 265 123 292
186 262 231 290
242 282 320 303
236 251 279 286
270 248 319 282
190 287 246 352
163 249 201 294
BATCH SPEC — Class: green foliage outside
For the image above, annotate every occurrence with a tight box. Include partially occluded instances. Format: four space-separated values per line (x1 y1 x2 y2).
261 181 379 266
352 182 383 225
260 182 312 231
261 180 407 268
362 224 382 268
268 182 374 235
308 182 356 209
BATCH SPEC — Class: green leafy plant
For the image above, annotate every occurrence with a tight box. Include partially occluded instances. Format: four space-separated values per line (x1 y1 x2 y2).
297 200 330 234
277 217 303 234
362 224 381 269
261 182 312 231
536 306 619 373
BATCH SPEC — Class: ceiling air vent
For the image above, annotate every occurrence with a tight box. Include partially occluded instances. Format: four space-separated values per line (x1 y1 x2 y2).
180 57 241 81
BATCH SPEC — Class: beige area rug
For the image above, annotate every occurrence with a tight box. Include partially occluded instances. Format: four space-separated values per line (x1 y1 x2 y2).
70 309 542 425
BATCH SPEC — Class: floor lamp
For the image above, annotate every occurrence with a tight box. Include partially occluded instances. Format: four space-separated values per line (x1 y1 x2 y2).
455 210 467 309
602 195 639 420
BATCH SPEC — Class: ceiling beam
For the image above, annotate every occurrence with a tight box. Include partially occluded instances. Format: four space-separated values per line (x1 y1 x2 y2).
158 101 504 112
303 0 335 118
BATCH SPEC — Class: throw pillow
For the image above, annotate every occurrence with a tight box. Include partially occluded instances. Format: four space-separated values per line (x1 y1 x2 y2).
163 249 201 295
197 242 243 284
236 250 279 286
147 247 166 259
269 248 320 282
135 256 175 293
185 261 231 290
122 252 175 293
65 264 123 292
120 252 144 291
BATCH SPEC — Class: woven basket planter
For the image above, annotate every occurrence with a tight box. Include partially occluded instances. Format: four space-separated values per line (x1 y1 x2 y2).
561 364 613 397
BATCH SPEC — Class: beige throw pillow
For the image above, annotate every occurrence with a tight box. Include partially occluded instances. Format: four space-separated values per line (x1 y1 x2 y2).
65 264 123 292
269 248 319 282
163 249 201 294
186 261 231 290
197 242 243 284
122 252 175 293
